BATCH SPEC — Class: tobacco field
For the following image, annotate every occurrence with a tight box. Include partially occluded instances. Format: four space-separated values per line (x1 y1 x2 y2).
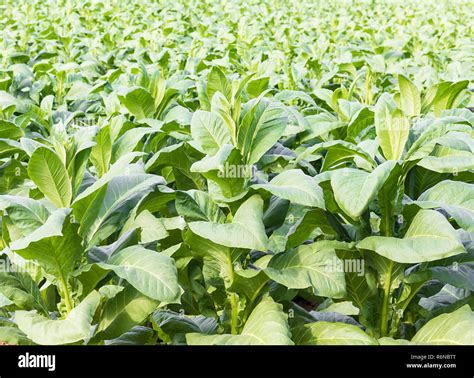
0 0 473 346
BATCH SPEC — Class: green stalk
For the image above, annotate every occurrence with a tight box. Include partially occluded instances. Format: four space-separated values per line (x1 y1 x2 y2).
226 252 239 335
59 275 73 314
230 293 239 335
379 206 395 337
380 260 394 337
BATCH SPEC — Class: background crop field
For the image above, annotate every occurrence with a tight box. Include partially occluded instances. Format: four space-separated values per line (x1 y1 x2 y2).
0 0 473 346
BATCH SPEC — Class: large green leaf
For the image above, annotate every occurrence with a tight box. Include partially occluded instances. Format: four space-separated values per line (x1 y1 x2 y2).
112 126 159 163
188 194 268 251
129 210 169 243
358 210 465 263
0 196 49 237
90 125 112 177
95 284 158 340
414 180 474 232
206 66 232 104
237 99 287 165
190 144 248 201
252 169 325 208
330 160 397 219
398 74 420 117
417 148 474 173
175 190 226 223
412 305 474 345
74 174 164 247
264 242 346 298
118 87 156 119
186 297 293 345
190 110 232 155
99 245 182 303
28 147 72 208
0 120 24 140
9 208 83 279
0 272 48 313
293 321 378 345
374 94 410 160
15 291 100 345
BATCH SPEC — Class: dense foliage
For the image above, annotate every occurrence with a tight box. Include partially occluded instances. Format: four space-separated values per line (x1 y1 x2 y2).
0 0 473 345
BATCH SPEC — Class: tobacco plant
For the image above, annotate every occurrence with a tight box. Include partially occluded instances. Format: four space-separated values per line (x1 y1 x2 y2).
0 0 473 345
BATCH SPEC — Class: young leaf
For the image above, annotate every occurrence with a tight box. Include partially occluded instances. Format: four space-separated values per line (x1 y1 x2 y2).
28 147 72 208
374 94 410 160
118 87 156 119
398 74 421 117
190 110 232 155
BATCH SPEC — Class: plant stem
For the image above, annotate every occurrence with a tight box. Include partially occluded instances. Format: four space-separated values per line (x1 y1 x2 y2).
226 252 239 335
59 275 73 314
380 260 394 337
230 293 239 335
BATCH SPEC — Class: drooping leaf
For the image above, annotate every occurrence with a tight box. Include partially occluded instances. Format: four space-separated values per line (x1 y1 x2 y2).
264 242 346 298
358 210 465 263
330 160 397 219
15 291 100 345
252 169 325 209
412 305 474 345
292 321 378 345
95 284 158 340
188 195 268 251
9 208 83 279
186 297 293 345
99 245 182 303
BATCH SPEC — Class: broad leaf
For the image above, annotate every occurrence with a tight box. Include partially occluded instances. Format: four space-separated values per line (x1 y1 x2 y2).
99 245 182 303
264 242 346 298
358 210 465 263
398 74 420 117
188 195 268 251
412 305 474 345
330 160 397 219
15 291 100 345
190 110 232 155
293 321 378 345
28 147 72 208
374 94 410 160
186 297 293 345
252 169 325 208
